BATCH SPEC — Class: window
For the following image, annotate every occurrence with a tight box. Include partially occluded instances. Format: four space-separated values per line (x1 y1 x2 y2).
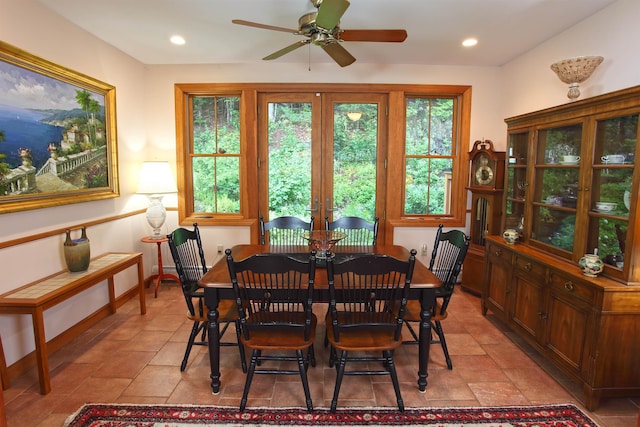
191 95 241 214
404 97 455 215
175 84 471 238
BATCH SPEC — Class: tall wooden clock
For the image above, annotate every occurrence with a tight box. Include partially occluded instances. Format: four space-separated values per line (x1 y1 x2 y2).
461 140 505 295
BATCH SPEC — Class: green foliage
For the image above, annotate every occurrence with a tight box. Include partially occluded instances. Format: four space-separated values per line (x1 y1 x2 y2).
547 215 575 252
192 96 241 213
404 98 454 214
267 103 312 218
189 95 455 218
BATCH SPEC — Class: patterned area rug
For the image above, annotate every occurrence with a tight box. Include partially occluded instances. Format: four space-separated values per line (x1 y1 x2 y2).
64 403 600 426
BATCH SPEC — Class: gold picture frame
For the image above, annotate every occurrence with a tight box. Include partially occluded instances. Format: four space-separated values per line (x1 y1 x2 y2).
0 41 119 214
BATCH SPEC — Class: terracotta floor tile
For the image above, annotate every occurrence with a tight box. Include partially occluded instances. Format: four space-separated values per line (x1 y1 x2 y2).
467 381 530 406
482 342 540 369
93 350 156 378
118 330 175 352
2 285 636 427
422 369 476 401
49 362 96 393
452 355 511 383
121 365 183 397
440 333 486 356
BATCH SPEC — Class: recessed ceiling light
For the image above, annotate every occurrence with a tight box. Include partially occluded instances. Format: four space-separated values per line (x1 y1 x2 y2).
170 35 186 45
462 38 478 47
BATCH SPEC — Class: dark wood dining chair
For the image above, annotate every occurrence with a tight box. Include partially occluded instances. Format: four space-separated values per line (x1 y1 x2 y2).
402 224 470 370
226 249 318 412
259 215 314 245
325 250 417 413
325 216 379 246
166 224 246 373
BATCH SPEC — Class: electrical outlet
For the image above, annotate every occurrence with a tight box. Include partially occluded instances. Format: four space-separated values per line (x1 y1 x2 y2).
421 243 429 256
217 244 223 253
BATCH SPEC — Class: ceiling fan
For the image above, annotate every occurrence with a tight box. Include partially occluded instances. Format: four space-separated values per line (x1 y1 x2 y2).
232 0 407 67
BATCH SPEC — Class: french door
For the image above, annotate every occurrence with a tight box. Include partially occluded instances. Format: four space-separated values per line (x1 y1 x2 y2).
257 92 387 238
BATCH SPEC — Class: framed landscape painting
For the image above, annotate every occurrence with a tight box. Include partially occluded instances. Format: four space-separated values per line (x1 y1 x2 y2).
0 41 119 214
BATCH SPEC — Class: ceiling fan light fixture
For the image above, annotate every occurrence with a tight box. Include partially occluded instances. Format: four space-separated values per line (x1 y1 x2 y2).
347 112 362 121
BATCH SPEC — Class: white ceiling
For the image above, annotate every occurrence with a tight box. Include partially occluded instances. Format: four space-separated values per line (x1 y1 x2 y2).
37 0 617 67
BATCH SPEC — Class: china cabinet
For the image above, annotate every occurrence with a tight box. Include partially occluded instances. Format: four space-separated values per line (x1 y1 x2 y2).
482 236 640 410
502 85 640 284
482 86 640 410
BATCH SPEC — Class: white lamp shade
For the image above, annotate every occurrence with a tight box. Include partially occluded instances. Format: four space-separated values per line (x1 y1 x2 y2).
137 161 177 194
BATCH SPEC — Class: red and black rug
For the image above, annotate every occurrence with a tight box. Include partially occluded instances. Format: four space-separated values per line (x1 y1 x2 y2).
64 403 599 426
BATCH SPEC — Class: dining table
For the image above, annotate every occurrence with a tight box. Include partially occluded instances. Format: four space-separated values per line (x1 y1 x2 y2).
198 243 442 395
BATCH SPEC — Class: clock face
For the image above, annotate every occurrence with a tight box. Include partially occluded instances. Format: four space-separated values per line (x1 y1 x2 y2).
473 153 494 186
475 164 494 185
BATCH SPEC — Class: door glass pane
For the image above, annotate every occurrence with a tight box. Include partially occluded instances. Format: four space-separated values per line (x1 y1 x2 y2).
332 103 377 220
505 132 528 232
594 114 637 164
537 124 582 165
267 102 312 219
534 168 580 205
531 206 574 253
590 216 627 268
588 113 636 269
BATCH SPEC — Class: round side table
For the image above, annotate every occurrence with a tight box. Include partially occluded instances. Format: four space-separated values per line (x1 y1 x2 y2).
140 236 180 298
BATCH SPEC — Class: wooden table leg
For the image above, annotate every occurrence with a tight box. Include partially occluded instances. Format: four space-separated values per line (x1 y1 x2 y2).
32 308 51 394
137 258 147 315
417 289 434 393
205 289 221 394
0 373 6 427
107 276 117 314
0 336 9 390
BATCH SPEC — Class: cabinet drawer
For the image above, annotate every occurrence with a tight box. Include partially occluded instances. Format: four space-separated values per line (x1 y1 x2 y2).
486 243 512 264
549 271 597 305
514 256 545 281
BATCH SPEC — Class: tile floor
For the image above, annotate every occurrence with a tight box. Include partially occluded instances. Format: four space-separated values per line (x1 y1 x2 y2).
2 283 639 427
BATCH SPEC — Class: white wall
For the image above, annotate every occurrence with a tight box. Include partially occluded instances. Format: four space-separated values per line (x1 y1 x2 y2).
501 0 640 117
0 0 638 366
0 0 150 364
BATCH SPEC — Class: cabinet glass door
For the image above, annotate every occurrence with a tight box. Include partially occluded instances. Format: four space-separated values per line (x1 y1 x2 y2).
504 132 528 233
587 114 638 272
531 123 583 254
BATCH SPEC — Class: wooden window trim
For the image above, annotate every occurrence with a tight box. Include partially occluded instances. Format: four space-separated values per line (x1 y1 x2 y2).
175 83 471 239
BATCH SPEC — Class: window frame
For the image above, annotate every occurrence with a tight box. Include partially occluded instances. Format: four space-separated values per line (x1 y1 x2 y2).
175 83 471 240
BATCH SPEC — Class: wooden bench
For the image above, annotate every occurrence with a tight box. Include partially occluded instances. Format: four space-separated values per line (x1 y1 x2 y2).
0 252 146 394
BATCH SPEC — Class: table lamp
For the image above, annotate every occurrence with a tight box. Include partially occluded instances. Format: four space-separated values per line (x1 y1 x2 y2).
137 161 177 239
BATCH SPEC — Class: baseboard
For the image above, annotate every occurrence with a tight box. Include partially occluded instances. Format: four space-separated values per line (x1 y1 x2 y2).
4 285 141 385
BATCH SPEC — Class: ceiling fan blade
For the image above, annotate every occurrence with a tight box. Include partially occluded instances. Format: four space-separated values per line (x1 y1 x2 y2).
340 29 407 42
263 40 310 60
232 19 299 34
322 42 356 67
315 0 350 30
